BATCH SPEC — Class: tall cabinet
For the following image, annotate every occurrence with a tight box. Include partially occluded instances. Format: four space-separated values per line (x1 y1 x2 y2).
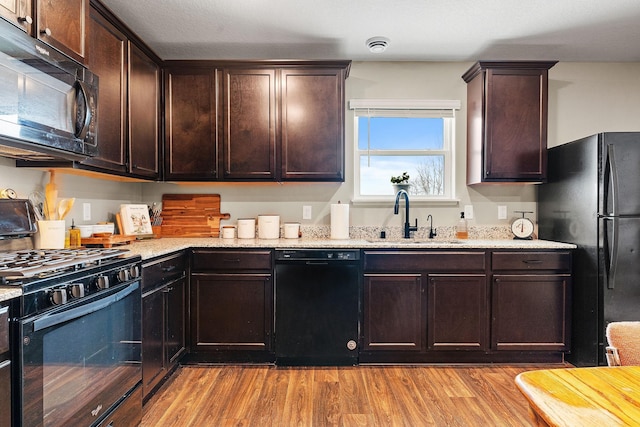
462 61 557 184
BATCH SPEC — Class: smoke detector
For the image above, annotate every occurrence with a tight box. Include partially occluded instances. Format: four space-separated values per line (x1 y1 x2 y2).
366 36 390 53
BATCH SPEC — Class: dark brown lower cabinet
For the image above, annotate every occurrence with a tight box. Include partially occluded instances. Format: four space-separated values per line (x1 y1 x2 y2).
361 249 570 363
1 304 11 427
492 274 571 351
363 274 424 351
188 249 274 363
141 252 186 402
190 274 272 353
427 274 489 351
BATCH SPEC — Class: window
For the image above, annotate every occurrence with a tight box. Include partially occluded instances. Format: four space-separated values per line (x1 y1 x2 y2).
350 99 460 203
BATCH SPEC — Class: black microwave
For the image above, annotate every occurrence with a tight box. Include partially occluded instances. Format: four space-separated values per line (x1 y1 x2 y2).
0 20 98 161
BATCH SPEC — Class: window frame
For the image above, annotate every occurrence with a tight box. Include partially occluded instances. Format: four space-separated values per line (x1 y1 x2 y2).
349 99 460 204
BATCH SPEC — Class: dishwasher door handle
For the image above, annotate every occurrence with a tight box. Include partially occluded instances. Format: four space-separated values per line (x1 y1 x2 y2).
305 261 329 266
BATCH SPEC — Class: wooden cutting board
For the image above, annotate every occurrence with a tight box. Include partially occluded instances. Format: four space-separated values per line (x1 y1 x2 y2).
161 194 230 237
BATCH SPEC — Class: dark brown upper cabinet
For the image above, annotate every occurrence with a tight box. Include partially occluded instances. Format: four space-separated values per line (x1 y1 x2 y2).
163 60 350 182
221 68 276 180
462 61 557 184
85 7 127 174
0 0 33 33
37 0 89 64
84 2 160 180
128 42 160 179
163 67 219 181
280 67 346 181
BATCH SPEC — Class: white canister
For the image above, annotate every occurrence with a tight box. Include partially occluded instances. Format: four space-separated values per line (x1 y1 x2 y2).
258 215 280 239
283 222 300 239
237 218 256 239
34 220 66 249
221 225 236 239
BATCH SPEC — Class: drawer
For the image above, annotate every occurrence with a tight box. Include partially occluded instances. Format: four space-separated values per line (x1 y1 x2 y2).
192 250 272 271
142 252 186 291
364 251 486 272
491 251 572 272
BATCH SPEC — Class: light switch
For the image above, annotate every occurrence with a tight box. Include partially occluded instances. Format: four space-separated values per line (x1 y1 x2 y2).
302 205 312 220
464 205 474 220
498 205 507 220
83 203 91 221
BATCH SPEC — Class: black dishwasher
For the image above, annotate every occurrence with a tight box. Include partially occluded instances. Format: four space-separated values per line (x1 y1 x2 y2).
274 249 360 366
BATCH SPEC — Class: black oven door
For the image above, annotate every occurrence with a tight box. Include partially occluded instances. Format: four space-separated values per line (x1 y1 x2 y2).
17 281 141 427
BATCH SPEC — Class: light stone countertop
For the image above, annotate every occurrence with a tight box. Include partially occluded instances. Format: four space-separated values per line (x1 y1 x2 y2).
0 236 576 302
121 237 577 261
0 286 22 303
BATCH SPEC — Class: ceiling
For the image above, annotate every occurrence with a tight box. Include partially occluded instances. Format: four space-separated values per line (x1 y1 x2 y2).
100 0 640 62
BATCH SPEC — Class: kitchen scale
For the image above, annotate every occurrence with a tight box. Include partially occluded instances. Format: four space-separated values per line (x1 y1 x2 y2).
511 211 535 240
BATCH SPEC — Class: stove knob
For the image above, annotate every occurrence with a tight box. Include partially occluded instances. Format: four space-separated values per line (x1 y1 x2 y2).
117 269 130 282
129 265 140 279
68 283 85 299
96 275 110 289
50 288 67 306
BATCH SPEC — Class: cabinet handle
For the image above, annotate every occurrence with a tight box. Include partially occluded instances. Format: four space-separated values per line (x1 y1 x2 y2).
223 258 241 263
522 260 543 264
18 15 33 24
162 265 177 273
40 27 52 37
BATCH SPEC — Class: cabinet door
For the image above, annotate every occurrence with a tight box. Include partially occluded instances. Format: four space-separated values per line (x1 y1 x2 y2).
427 274 488 351
164 68 218 180
142 286 165 400
280 68 345 181
483 68 548 182
0 0 32 33
492 274 571 351
363 274 424 351
84 8 127 173
36 0 88 63
191 273 272 351
222 68 276 180
165 276 186 366
128 43 159 179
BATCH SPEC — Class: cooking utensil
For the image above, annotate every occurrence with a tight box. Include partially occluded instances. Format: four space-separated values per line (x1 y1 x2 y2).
57 198 75 220
44 170 58 220
29 191 44 220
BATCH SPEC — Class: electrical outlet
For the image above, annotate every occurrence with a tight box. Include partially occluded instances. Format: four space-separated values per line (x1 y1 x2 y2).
464 205 474 220
83 203 91 221
302 205 312 220
498 205 507 220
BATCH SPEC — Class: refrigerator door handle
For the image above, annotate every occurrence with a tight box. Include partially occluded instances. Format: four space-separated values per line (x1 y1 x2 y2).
604 217 619 289
606 144 619 216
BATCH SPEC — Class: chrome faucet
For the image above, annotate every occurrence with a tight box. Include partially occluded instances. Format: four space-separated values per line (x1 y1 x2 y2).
394 190 418 238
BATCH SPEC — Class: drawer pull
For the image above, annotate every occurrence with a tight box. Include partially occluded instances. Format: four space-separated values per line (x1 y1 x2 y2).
523 260 543 264
162 265 177 273
223 258 241 263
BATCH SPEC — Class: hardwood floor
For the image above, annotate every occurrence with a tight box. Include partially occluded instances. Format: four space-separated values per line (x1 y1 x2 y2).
142 364 564 426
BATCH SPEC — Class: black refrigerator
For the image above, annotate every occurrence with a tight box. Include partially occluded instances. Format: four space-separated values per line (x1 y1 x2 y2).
538 132 640 366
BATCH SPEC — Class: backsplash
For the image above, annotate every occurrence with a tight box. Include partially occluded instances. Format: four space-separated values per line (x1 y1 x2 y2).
300 225 514 240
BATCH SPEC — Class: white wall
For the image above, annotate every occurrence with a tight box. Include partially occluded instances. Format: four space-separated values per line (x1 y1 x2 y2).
2 62 640 230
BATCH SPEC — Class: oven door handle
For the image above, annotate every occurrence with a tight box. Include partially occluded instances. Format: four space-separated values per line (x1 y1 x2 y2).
32 282 138 332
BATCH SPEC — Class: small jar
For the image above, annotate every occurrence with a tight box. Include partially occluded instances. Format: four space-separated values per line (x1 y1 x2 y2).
221 225 236 239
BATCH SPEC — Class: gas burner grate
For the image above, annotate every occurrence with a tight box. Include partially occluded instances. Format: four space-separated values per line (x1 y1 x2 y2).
0 248 130 279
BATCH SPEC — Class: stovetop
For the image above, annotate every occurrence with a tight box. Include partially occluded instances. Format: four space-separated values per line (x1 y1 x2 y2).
0 248 131 282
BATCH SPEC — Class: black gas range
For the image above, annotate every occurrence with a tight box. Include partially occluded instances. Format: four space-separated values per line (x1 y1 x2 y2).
0 199 143 427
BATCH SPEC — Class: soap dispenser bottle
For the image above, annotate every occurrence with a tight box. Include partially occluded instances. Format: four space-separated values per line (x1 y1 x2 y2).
455 211 468 239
